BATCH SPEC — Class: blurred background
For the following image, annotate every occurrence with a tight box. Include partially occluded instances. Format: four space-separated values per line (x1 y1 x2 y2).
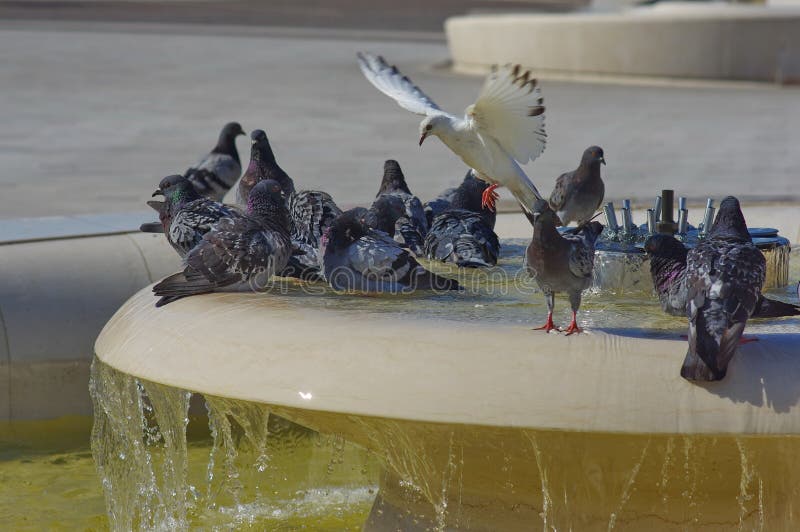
1 0 797 221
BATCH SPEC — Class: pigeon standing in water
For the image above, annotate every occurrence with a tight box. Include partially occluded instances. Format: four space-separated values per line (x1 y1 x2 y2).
184 122 245 201
525 199 604 334
423 170 500 268
153 180 292 307
548 146 605 226
357 52 546 213
683 196 766 381
320 208 459 293
645 233 799 319
141 174 241 257
236 129 341 279
364 160 428 255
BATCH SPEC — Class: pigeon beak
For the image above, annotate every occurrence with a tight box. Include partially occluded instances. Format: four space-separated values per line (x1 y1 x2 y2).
600 156 606 165
152 188 163 197
419 132 428 146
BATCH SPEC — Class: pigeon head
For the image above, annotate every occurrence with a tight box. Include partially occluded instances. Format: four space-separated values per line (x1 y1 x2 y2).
644 233 688 261
581 146 605 166
377 159 412 196
221 122 245 139
249 129 275 161
581 221 605 242
153 174 199 204
246 179 287 222
709 196 750 241
418 115 450 146
326 208 370 247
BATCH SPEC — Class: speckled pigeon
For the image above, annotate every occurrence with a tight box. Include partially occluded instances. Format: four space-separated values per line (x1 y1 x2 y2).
184 122 245 201
548 146 605 226
153 180 292 307
320 208 459 293
235 129 341 279
683 196 766 381
423 170 500 268
142 174 242 257
645 233 799 319
365 160 428 255
525 199 604 334
423 185 458 227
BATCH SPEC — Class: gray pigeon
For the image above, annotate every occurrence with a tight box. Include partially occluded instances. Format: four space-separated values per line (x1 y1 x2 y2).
423 170 500 268
683 196 766 381
142 174 242 257
548 146 605 226
525 199 604 334
184 122 245 201
236 129 341 279
423 185 458 227
645 233 799 319
153 180 292 307
365 160 428 255
320 208 459 293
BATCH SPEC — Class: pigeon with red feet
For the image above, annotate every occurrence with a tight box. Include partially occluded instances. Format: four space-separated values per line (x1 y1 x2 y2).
525 199 603 334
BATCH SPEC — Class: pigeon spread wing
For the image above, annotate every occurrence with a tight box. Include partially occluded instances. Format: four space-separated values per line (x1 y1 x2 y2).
467 64 546 165
357 52 444 116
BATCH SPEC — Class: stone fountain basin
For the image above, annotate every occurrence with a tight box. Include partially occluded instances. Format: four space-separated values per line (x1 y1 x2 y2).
95 286 800 530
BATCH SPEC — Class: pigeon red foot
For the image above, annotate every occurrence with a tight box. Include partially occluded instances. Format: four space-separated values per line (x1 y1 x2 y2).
739 336 759 345
534 312 556 333
563 312 582 335
481 184 500 212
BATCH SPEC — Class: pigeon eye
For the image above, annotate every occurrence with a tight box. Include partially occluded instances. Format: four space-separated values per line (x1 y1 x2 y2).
426 124 432 131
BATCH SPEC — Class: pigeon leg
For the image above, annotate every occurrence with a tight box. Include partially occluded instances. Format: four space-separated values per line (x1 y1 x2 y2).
563 311 582 335
739 336 759 345
564 291 583 335
481 184 500 212
534 292 556 332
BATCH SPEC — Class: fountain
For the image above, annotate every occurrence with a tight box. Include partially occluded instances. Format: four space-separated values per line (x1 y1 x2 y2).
590 191 791 294
91 237 800 530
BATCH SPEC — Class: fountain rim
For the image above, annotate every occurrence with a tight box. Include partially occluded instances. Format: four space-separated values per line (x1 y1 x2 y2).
95 285 800 436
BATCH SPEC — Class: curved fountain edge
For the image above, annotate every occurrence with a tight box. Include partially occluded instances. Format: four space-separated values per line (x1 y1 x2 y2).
95 285 800 435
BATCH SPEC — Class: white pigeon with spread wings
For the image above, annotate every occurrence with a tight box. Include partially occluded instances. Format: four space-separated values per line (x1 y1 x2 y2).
356 52 546 213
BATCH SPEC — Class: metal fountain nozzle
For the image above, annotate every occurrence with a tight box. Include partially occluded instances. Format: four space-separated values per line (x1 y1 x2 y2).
656 189 678 235
646 208 656 234
603 202 619 232
700 198 715 237
621 199 633 235
677 196 688 235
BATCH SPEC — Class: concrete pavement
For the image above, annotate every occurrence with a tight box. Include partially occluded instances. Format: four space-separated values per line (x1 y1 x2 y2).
1 22 799 220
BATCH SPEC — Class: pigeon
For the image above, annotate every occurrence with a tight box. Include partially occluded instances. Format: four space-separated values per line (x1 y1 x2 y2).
644 233 799 319
236 129 295 204
683 196 766 381
364 160 428 255
184 122 245 201
320 208 460 293
357 52 546 213
236 129 342 279
142 174 242 257
525 199 604 334
423 185 458 227
153 180 293 307
548 146 606 226
423 170 500 268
